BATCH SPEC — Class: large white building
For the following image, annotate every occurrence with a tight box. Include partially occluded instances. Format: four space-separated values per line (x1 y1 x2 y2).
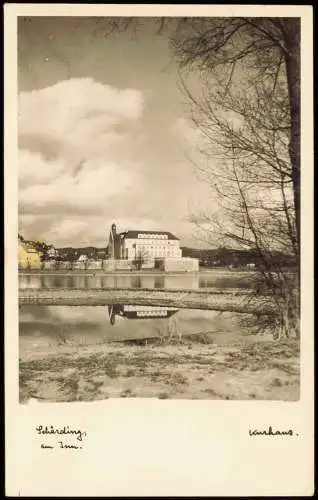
108 224 182 261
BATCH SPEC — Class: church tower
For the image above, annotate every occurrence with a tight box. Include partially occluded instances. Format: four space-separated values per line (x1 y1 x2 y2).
108 223 118 259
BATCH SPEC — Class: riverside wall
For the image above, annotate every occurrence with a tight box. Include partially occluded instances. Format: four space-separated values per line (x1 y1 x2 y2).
20 258 200 272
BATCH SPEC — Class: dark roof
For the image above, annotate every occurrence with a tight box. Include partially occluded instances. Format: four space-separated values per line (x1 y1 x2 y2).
119 230 179 241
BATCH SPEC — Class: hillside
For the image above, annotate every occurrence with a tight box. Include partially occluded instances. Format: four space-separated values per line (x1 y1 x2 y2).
57 247 108 261
181 247 296 269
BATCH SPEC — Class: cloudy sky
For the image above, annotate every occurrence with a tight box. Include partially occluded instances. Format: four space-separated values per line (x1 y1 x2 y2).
18 17 213 248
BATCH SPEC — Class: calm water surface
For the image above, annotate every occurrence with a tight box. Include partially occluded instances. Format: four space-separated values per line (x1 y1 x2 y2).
19 272 255 290
19 305 252 348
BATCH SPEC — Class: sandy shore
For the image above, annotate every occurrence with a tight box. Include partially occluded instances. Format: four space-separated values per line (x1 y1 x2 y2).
20 336 300 402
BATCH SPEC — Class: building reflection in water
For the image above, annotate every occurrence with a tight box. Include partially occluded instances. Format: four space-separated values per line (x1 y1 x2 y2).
108 304 179 325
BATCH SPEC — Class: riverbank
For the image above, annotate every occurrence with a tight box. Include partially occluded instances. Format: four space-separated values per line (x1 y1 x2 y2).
19 268 258 276
19 288 274 313
19 336 300 402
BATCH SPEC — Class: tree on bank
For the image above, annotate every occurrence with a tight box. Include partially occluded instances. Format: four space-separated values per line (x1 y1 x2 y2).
93 17 301 337
182 69 298 338
170 17 300 338
132 248 149 271
171 17 300 255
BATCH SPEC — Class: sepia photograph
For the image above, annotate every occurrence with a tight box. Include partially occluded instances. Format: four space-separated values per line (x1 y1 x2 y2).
18 15 302 404
5 4 314 497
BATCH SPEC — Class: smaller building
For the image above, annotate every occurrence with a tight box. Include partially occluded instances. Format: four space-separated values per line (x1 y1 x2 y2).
246 263 256 269
86 260 103 270
46 245 59 260
57 261 73 270
78 254 88 263
160 257 199 273
73 261 86 270
18 243 42 270
42 260 56 270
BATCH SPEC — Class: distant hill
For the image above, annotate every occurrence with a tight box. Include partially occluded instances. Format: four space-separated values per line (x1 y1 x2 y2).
181 246 296 269
57 246 108 261
30 241 296 269
55 245 295 268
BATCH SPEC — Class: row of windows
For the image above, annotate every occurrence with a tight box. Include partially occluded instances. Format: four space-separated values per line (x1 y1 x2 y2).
129 244 178 249
134 250 180 255
147 252 179 256
137 234 169 239
122 250 181 258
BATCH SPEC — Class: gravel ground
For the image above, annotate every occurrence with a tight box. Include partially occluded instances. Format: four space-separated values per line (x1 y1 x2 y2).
19 336 300 403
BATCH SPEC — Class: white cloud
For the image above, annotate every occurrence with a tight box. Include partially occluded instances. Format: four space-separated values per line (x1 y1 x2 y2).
20 159 138 214
45 219 89 242
19 78 143 141
18 79 212 247
19 150 64 186
171 117 203 147
18 78 149 245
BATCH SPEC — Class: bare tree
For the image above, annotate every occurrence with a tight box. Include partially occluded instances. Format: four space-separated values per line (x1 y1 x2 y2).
133 247 149 271
171 17 300 257
177 46 299 338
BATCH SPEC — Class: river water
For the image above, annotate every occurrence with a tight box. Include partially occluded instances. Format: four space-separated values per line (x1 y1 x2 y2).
19 271 255 290
19 304 252 348
19 271 257 346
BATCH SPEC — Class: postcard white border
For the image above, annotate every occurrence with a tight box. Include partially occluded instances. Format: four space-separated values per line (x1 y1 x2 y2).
5 4 314 496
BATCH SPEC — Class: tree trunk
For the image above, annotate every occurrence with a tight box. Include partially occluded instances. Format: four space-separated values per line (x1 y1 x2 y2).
284 19 301 260
283 20 301 328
